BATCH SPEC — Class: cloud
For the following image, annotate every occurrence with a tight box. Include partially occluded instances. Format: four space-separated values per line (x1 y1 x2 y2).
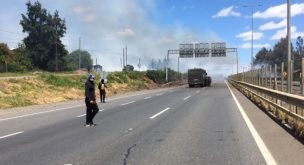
239 43 271 49
259 19 287 31
116 28 136 38
73 5 91 14
158 37 174 44
236 31 264 41
72 5 96 22
212 6 241 18
253 3 304 19
270 26 304 40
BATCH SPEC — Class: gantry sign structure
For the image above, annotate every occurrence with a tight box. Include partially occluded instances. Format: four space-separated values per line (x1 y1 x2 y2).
166 42 238 81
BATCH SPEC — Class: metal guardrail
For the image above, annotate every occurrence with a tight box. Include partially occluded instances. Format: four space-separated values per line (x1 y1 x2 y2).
228 79 304 123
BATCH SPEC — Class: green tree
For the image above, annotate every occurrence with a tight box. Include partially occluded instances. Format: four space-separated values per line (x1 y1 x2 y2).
253 47 272 65
65 50 93 71
20 1 68 71
10 43 34 72
294 36 304 71
0 43 14 72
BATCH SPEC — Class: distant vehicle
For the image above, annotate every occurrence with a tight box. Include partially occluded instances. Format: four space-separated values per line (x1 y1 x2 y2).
188 68 207 88
205 76 212 86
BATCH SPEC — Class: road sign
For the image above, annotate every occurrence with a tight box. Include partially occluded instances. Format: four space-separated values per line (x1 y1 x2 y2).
283 71 287 78
194 43 209 57
179 44 194 58
211 42 226 57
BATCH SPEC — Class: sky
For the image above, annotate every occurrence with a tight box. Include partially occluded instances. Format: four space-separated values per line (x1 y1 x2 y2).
0 0 303 76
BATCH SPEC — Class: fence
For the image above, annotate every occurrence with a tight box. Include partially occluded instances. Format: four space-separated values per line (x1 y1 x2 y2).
228 59 304 138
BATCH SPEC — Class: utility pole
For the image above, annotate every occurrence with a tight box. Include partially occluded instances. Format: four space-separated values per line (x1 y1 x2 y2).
287 0 292 93
123 48 125 67
243 4 262 70
166 50 169 82
126 45 128 66
79 37 81 69
55 26 58 72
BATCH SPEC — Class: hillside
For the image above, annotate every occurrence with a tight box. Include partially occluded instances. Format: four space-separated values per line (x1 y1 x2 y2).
0 71 165 109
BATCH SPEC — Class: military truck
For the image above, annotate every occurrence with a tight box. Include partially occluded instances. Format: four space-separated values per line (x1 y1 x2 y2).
204 76 212 86
188 68 207 88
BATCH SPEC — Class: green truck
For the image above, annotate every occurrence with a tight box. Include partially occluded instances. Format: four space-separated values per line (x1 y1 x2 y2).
188 68 208 88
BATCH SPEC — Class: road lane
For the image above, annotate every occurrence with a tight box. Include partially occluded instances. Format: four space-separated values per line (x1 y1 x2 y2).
0 83 268 165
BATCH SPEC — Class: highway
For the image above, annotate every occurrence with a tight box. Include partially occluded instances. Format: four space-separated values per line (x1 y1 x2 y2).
0 81 303 165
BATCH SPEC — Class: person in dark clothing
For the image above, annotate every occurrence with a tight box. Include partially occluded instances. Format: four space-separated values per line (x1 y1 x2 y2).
85 74 99 127
98 79 107 103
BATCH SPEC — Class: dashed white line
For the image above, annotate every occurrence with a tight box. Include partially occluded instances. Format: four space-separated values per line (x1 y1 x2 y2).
0 131 24 140
196 90 201 93
121 101 135 106
150 107 170 119
77 109 105 117
225 81 277 165
144 96 152 99
184 96 191 100
156 93 164 96
77 114 86 118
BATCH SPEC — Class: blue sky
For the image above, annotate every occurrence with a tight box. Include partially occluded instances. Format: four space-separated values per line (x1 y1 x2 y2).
0 0 303 73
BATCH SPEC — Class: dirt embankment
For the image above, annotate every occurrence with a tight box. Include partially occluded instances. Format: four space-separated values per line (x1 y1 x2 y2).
0 72 168 109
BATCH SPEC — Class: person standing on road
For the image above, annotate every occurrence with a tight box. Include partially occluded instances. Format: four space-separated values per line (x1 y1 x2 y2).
98 79 107 103
85 74 99 127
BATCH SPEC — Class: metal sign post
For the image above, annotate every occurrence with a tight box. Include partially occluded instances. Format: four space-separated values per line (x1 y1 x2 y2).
165 42 237 82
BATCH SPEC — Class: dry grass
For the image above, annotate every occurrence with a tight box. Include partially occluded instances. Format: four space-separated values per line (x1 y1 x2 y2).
243 87 304 140
0 72 161 110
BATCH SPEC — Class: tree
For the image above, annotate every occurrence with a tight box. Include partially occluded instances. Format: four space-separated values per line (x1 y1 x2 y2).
294 36 304 71
20 1 68 71
253 47 272 65
295 36 304 57
10 43 34 72
65 50 93 71
0 43 14 72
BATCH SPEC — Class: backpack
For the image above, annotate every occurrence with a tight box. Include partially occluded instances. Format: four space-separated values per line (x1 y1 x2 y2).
101 84 105 90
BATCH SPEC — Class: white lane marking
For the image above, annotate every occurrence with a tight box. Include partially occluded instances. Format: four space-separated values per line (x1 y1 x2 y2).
156 93 164 96
196 90 200 93
225 81 277 165
144 96 152 99
0 105 82 122
121 101 135 106
77 114 86 117
150 107 170 119
77 109 104 118
0 88 178 122
184 96 191 100
0 131 23 140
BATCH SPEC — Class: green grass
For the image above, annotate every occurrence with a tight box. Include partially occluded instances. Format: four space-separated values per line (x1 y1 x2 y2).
0 72 35 77
40 73 101 89
0 93 33 108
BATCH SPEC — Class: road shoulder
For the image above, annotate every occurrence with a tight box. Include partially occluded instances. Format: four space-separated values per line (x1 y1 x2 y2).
227 82 304 165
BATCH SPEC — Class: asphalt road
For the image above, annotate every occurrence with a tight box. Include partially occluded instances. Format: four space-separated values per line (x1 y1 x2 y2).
0 81 302 165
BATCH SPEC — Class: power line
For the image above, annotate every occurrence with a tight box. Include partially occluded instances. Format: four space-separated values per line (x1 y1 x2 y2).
0 29 25 36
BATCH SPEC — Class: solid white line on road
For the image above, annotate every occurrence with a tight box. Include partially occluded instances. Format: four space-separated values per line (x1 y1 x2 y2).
0 131 23 140
0 105 82 122
150 107 170 119
225 81 277 165
77 114 86 117
121 101 135 106
144 96 152 99
184 96 191 100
